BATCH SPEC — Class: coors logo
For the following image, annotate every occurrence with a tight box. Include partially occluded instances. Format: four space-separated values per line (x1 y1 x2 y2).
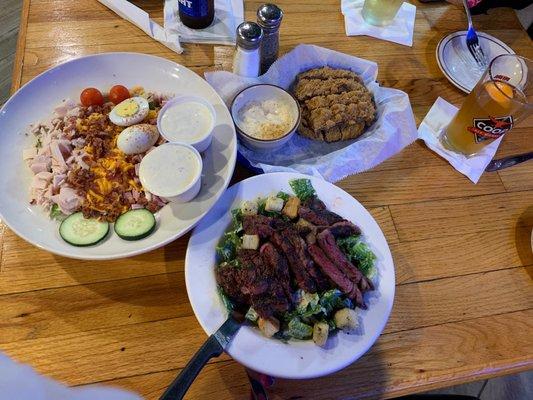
467 115 514 143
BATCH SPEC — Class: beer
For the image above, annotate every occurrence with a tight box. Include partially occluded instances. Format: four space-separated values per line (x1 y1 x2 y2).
442 81 525 155
441 54 532 156
362 0 404 26
179 0 215 30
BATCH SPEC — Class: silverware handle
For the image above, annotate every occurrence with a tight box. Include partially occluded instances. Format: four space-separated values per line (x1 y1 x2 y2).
485 152 533 172
247 370 270 400
462 0 473 27
159 336 224 400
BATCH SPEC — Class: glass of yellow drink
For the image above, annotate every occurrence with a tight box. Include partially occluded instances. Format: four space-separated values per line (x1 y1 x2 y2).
441 54 532 156
362 0 404 26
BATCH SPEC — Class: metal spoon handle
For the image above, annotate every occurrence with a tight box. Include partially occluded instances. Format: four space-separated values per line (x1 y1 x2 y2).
485 152 533 172
462 0 473 28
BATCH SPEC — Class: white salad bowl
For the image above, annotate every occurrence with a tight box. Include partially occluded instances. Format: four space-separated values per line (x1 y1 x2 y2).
157 95 216 153
185 172 395 379
0 53 237 260
230 84 300 152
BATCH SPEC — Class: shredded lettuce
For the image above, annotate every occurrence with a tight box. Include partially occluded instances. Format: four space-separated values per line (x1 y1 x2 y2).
216 209 244 262
216 231 241 262
337 235 377 278
49 204 65 221
257 198 283 218
319 289 343 314
276 191 290 202
295 291 323 318
287 317 313 339
289 179 316 201
230 208 243 230
218 288 234 312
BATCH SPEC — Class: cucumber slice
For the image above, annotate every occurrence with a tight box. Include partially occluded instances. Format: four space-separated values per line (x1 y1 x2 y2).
114 209 156 240
59 212 109 247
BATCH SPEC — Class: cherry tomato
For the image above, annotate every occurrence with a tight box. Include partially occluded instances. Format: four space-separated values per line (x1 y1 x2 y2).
80 88 104 107
109 85 130 105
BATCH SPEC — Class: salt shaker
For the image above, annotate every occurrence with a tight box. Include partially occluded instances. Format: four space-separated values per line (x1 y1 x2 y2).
232 22 263 78
257 4 283 75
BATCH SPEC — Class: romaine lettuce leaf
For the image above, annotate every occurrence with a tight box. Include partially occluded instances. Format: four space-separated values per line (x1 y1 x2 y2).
49 204 65 221
276 191 290 202
216 230 241 262
337 235 377 278
289 179 316 202
287 317 313 339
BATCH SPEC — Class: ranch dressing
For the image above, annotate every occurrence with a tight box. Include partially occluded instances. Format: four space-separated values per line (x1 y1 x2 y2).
139 143 201 198
160 101 213 143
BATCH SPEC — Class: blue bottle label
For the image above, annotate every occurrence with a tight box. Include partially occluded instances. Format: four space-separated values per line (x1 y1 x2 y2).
178 0 208 18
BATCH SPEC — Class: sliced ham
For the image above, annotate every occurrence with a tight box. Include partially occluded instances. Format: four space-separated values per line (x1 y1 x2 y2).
32 171 53 189
53 99 77 118
30 162 51 175
52 186 82 215
23 148 37 161
50 141 69 172
57 140 72 158
30 172 53 205
39 145 52 157
52 174 67 190
71 137 86 148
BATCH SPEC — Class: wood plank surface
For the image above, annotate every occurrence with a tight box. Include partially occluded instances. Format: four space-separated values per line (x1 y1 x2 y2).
2 0 532 399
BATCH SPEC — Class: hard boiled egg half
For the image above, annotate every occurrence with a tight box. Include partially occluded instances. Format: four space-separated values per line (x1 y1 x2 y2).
117 124 160 155
109 97 149 127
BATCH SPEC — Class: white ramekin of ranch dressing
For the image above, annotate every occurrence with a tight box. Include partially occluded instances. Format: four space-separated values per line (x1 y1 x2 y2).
139 143 203 203
157 96 216 153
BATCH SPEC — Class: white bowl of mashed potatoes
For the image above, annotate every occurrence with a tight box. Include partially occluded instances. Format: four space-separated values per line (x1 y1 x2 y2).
231 84 300 152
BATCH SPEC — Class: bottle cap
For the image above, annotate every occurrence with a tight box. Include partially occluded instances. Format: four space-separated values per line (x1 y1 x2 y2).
257 4 283 29
236 21 263 50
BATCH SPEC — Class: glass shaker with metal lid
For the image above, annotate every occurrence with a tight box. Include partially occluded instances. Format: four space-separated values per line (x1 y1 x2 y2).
257 4 283 75
232 22 263 78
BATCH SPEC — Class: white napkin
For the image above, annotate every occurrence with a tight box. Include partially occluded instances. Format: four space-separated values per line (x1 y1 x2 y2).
97 0 183 53
418 97 502 184
0 353 141 400
341 0 416 47
164 0 244 45
205 44 418 183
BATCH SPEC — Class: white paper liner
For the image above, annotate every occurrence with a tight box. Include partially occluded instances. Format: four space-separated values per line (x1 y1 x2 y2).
164 0 244 45
205 44 418 182
97 0 183 53
341 0 416 47
417 97 502 184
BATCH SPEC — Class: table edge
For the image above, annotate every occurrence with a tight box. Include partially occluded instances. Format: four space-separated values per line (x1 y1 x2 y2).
10 0 31 94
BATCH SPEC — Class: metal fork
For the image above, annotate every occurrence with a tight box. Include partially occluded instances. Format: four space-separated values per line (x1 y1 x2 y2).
462 0 488 68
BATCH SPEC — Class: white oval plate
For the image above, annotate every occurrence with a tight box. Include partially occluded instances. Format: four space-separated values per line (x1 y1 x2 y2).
186 172 395 379
436 31 514 93
0 53 237 260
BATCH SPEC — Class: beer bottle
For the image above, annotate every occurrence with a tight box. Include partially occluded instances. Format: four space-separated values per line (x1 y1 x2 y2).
178 0 215 30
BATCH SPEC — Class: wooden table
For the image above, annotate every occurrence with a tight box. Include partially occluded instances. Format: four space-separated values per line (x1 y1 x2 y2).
3 0 532 398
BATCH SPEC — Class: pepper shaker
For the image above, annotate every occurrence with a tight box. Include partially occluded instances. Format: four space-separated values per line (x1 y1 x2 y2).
257 4 283 75
232 22 263 78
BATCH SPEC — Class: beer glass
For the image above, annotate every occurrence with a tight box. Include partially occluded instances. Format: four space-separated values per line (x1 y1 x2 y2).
441 54 533 156
362 0 404 26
